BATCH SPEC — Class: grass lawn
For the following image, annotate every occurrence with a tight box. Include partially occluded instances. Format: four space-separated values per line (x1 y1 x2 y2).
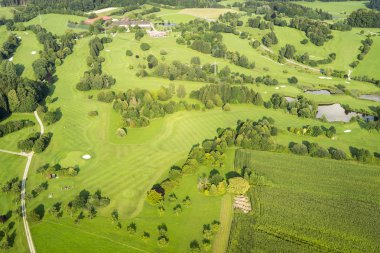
296 1 369 20
0 153 29 253
178 8 238 20
0 6 14 19
353 36 380 79
228 150 380 252
24 14 87 35
22 36 379 252
11 31 43 79
0 25 10 46
239 25 364 71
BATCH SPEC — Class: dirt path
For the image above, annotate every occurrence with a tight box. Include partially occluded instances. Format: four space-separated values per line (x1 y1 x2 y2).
212 194 233 253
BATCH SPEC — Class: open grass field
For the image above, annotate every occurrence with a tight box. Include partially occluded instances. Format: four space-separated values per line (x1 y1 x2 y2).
239 25 371 71
13 37 377 252
0 25 10 46
296 1 369 20
154 7 238 23
353 36 380 79
1 5 380 253
24 14 87 35
11 31 43 79
0 153 29 253
0 6 14 19
178 8 237 20
228 149 380 252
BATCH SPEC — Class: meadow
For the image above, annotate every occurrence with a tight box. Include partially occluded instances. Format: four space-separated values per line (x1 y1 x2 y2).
11 31 43 79
228 149 380 252
296 1 369 20
353 36 380 79
0 5 380 253
0 153 29 253
24 14 87 35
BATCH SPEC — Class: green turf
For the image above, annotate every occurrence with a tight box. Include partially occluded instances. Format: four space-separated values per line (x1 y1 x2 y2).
1 7 380 252
296 1 369 20
0 153 29 253
0 6 14 19
353 36 380 79
11 31 43 79
228 149 380 252
24 14 87 35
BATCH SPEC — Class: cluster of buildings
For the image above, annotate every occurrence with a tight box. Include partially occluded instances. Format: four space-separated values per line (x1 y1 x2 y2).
83 16 172 38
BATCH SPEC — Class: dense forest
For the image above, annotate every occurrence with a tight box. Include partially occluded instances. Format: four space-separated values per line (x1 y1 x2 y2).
370 0 380 10
347 9 380 27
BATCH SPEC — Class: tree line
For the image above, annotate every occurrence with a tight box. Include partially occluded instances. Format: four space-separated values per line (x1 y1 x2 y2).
0 119 35 137
76 37 116 91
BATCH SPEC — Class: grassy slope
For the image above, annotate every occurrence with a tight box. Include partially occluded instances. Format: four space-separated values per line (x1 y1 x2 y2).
23 37 379 252
11 31 43 79
353 36 380 79
0 153 29 253
0 26 10 46
239 25 370 71
24 14 86 35
296 1 369 20
0 6 14 19
228 150 380 252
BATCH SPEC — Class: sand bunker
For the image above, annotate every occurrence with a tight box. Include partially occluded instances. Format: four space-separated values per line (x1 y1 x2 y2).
275 87 279 90
31 51 37 55
82 154 92 160
8 57 13 62
344 130 352 133
280 85 286 88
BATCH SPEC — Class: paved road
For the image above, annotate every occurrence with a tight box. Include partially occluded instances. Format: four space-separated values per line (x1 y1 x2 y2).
21 111 44 253
0 149 28 157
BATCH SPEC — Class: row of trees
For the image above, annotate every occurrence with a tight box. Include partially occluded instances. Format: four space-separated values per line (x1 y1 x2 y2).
76 37 116 91
17 132 52 153
287 125 337 138
36 163 79 178
350 37 374 68
176 19 255 69
0 120 35 137
0 34 20 60
346 9 380 28
243 1 332 20
190 83 264 108
110 87 198 128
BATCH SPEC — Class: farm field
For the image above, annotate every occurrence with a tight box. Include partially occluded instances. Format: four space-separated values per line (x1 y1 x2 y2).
228 149 380 252
1 2 380 253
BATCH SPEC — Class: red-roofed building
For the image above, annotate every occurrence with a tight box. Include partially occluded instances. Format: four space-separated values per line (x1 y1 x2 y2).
84 16 111 25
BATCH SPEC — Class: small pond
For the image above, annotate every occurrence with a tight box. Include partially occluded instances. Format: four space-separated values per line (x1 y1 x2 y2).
316 104 375 122
359 94 380 103
305 89 332 95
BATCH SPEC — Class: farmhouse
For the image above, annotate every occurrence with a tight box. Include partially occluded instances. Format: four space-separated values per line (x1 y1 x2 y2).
84 16 111 25
113 18 152 29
